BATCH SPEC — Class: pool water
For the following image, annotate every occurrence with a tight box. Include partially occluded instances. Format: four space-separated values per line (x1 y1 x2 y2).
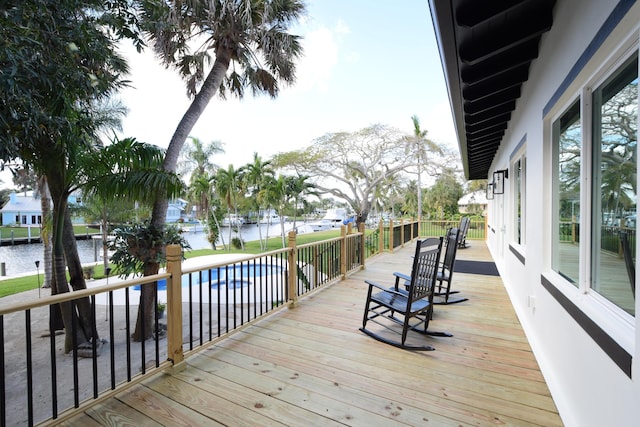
133 263 284 291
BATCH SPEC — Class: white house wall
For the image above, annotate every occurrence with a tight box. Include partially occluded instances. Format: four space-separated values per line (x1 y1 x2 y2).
485 1 640 426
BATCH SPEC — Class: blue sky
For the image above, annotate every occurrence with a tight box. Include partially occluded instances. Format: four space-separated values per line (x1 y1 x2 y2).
1 1 456 190
118 0 456 169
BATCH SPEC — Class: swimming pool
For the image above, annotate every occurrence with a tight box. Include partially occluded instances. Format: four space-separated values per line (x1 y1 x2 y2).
134 263 285 291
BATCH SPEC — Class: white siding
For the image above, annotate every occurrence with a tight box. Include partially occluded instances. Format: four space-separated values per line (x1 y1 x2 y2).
485 1 640 426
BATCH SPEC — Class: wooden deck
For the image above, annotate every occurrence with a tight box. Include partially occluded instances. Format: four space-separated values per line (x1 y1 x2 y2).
62 241 563 426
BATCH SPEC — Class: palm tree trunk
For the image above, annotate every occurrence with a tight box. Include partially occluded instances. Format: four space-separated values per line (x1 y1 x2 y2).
63 207 96 344
101 207 110 270
151 53 231 230
38 176 53 289
144 53 231 340
50 192 83 353
132 263 159 341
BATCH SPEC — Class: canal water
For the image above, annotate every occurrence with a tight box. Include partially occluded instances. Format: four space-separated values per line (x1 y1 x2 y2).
0 222 298 277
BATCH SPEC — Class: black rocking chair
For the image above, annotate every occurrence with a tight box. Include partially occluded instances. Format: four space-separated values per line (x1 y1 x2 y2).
433 227 468 305
394 229 468 305
360 237 452 351
458 216 471 249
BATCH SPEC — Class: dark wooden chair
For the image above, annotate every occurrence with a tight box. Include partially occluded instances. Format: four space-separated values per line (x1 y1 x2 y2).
458 217 471 249
433 227 468 305
360 237 452 351
620 231 636 298
394 229 468 305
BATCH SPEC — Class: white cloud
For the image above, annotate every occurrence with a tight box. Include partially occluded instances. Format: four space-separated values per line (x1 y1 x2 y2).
291 26 340 94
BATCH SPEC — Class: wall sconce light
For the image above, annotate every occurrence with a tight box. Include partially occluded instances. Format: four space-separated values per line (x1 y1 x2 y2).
486 183 494 200
492 169 508 194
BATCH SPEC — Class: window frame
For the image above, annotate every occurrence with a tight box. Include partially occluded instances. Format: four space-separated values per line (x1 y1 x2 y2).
545 37 638 353
510 143 527 250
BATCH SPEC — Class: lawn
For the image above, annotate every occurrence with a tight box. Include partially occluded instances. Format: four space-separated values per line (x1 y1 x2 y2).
0 224 100 240
0 229 345 299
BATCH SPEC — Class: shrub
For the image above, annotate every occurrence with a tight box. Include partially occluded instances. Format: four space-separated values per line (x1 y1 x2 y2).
231 237 244 249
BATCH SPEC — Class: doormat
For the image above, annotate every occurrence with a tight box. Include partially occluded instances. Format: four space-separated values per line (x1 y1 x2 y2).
453 260 500 276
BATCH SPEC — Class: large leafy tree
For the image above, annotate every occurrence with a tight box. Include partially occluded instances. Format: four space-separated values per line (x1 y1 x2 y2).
0 0 143 352
274 124 430 226
139 0 305 253
423 168 464 219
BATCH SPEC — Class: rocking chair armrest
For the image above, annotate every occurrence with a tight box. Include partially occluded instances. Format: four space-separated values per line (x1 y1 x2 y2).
364 279 406 297
393 272 411 281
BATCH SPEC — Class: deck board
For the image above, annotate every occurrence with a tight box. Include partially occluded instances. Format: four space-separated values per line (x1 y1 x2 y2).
69 241 564 426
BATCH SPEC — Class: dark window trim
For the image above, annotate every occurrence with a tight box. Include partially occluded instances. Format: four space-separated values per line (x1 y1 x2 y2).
541 274 632 377
543 0 636 117
509 245 526 265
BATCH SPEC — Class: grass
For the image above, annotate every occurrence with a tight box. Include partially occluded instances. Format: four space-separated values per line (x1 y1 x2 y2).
0 223 481 300
0 225 101 240
0 229 344 299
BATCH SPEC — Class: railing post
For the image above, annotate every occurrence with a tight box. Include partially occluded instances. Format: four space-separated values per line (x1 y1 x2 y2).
379 220 384 254
400 218 405 247
389 218 394 250
340 226 347 278
358 222 366 268
165 244 184 371
287 231 298 307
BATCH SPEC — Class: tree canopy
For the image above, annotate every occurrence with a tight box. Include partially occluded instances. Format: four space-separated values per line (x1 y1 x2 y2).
273 124 444 224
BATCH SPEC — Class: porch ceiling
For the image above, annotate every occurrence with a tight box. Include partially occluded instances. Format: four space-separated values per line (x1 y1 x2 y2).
429 0 556 180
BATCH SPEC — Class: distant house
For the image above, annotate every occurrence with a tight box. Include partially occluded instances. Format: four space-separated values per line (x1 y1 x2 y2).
457 190 487 216
0 191 84 225
0 192 43 226
1 192 188 225
167 199 189 223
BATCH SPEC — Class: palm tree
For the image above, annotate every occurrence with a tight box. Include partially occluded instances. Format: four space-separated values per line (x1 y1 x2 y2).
410 115 441 222
215 165 245 250
189 172 215 220
267 175 290 248
178 136 224 182
286 174 316 230
244 153 274 250
83 137 183 341
140 0 305 241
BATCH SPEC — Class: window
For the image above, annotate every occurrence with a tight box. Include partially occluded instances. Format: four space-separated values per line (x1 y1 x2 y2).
512 153 526 246
551 51 637 317
552 100 581 286
591 54 637 316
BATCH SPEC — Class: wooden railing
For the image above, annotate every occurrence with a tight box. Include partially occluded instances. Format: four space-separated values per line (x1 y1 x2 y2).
0 219 486 425
0 225 367 426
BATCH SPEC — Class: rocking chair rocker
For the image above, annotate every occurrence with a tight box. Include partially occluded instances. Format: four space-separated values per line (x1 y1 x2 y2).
360 237 452 351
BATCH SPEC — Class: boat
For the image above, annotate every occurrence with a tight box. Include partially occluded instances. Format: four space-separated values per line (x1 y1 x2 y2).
294 224 315 234
259 209 282 224
222 214 245 227
308 219 334 232
307 208 354 232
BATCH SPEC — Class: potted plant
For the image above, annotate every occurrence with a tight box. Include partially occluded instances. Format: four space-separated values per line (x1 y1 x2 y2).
157 301 166 318
82 266 94 280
